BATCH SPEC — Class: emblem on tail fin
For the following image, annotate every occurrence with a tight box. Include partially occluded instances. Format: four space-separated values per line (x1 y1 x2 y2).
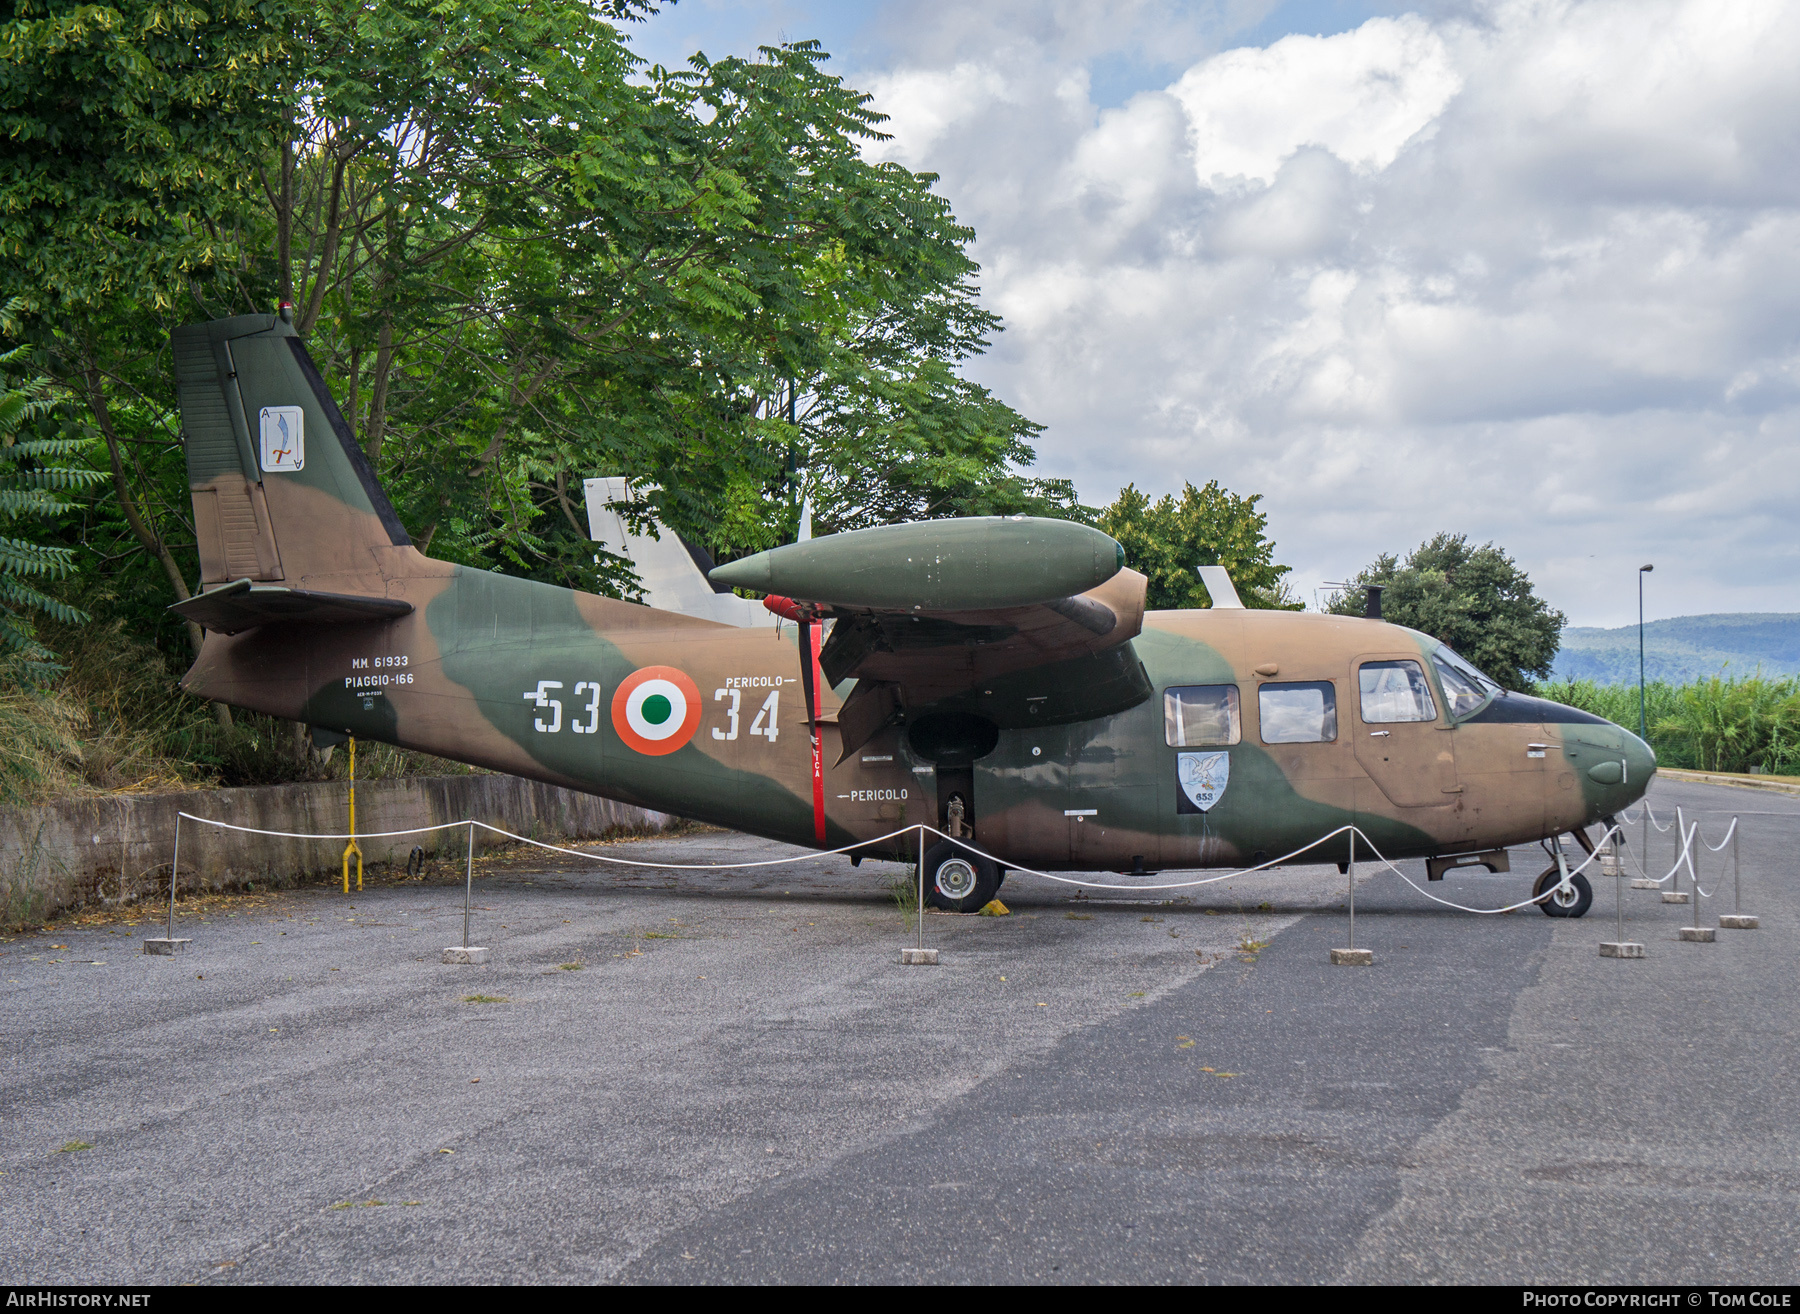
258 406 304 472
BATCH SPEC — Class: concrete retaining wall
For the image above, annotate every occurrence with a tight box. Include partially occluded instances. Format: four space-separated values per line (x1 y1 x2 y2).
0 776 676 928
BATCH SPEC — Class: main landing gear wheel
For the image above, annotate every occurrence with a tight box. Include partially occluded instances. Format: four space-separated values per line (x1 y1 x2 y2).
1533 867 1593 918
921 840 1002 914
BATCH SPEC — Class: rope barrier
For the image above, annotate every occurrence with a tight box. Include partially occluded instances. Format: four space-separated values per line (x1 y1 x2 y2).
170 809 1630 918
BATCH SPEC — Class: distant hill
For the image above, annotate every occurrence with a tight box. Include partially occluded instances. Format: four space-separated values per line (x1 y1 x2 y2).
1549 614 1800 685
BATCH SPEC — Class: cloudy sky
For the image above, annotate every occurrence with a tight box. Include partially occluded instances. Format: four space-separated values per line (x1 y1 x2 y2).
626 0 1800 627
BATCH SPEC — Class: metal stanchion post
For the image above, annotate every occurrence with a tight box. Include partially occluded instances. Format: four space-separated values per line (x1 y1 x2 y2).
341 737 363 894
1679 820 1715 941
1630 808 1658 889
1721 819 1759 929
1664 808 1690 904
1601 828 1644 958
1331 829 1372 965
144 814 190 955
902 824 938 964
444 820 490 963
1620 828 1634 928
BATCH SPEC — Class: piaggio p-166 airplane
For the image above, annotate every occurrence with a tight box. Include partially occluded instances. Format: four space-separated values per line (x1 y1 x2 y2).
170 311 1655 915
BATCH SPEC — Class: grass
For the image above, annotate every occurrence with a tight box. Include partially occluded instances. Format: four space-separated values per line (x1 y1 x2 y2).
0 619 485 805
461 995 508 1004
55 1140 92 1153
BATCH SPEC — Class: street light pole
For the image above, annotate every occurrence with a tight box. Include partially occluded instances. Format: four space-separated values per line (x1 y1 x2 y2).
1638 564 1654 740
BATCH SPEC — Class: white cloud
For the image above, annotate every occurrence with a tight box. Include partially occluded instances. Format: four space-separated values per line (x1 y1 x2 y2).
852 0 1800 626
1172 17 1461 186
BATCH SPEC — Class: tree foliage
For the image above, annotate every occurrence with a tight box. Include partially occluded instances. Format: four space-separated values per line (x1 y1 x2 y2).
1327 533 1564 690
1 1 1061 647
0 326 103 680
1097 480 1297 611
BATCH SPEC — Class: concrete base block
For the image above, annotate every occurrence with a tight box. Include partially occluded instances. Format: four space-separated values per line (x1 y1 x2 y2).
442 946 490 964
899 948 939 965
1719 914 1760 929
1599 942 1646 958
1662 891 1690 904
1330 947 1374 966
1677 926 1715 942
1630 879 1661 890
143 938 190 956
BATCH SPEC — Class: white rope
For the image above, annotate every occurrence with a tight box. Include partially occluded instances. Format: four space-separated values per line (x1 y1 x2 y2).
1628 802 1675 833
178 811 926 872
1698 816 1738 852
173 808 1727 918
1373 829 1617 916
177 813 467 842
938 824 1614 916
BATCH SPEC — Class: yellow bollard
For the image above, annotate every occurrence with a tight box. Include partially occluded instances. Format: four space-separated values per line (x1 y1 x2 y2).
342 736 363 894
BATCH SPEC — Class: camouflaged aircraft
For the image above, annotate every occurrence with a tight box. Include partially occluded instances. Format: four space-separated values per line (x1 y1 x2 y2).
170 310 1655 916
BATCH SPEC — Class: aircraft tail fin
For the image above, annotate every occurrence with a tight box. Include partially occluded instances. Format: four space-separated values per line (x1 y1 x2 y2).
583 476 777 627
171 311 412 599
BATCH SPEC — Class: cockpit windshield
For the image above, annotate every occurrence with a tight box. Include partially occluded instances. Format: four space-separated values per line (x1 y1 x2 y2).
1431 646 1501 719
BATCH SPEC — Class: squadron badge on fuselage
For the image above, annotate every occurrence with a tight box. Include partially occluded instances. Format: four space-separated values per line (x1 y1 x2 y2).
1177 751 1229 813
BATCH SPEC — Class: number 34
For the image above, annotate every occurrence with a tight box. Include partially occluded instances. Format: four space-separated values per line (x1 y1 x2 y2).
523 680 601 734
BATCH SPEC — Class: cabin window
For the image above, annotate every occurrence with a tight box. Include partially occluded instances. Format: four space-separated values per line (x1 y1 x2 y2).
1358 660 1438 723
1259 681 1338 744
1164 685 1241 746
1431 646 1500 718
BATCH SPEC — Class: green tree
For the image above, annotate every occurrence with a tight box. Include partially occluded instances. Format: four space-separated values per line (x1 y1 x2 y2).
1327 533 1564 690
1 4 1076 763
1097 480 1297 610
0 333 104 681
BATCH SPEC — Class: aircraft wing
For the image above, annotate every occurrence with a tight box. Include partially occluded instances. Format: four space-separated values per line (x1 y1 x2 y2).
710 517 1150 756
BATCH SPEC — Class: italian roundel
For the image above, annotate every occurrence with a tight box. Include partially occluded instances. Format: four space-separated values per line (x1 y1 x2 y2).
611 666 702 756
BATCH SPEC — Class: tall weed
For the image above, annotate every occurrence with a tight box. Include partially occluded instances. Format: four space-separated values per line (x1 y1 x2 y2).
1535 673 1800 774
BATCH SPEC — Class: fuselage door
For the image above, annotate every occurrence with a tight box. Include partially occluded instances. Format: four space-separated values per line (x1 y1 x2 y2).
1352 655 1459 808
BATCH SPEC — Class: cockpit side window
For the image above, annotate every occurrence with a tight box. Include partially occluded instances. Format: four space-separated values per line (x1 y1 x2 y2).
1431 646 1500 719
1164 685 1241 747
1359 660 1438 723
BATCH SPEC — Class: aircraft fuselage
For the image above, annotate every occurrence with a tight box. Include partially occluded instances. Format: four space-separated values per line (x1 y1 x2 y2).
185 550 1654 873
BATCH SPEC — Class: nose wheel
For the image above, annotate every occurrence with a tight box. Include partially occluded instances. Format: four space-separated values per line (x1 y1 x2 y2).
1533 866 1593 917
922 840 1003 913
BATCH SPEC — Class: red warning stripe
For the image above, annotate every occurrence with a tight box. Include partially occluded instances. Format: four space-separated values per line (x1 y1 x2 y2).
808 619 826 846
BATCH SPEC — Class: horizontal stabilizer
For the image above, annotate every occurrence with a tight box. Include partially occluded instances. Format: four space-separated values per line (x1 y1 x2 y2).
171 578 413 636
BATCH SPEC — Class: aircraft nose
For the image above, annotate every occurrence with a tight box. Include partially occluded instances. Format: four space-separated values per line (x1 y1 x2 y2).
1622 730 1657 801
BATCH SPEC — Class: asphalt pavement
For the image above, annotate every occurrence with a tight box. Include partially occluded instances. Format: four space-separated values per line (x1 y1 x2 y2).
0 776 1793 1284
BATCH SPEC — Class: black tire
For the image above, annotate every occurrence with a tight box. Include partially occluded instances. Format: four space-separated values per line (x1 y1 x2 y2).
1534 866 1592 918
922 839 1002 913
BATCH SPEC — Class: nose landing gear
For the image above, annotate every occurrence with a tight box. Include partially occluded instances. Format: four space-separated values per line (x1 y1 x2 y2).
1533 849 1594 918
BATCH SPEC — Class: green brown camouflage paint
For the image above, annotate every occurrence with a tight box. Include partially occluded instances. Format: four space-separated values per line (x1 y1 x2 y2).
173 313 1654 875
